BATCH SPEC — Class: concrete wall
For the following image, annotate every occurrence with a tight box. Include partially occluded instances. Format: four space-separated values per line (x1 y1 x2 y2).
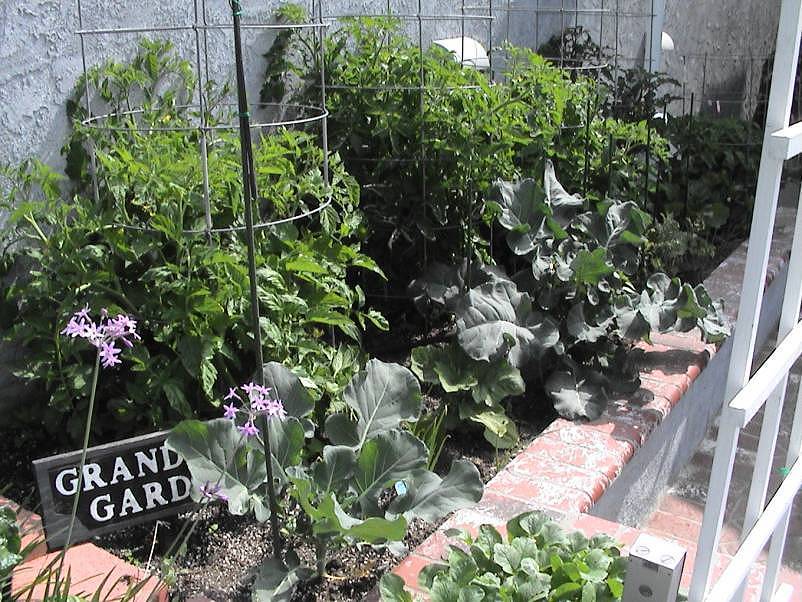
0 1 783 172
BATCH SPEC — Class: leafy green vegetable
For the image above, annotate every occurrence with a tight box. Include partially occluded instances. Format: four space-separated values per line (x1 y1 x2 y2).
379 511 626 602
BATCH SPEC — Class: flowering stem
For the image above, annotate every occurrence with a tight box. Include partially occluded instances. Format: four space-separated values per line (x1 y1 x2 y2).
56 351 101 578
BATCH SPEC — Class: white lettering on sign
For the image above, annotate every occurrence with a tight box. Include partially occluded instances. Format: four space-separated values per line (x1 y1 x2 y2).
168 475 192 502
142 482 168 510
110 456 135 485
55 467 79 496
161 442 183 470
119 488 144 517
90 494 115 522
134 448 159 477
82 463 107 491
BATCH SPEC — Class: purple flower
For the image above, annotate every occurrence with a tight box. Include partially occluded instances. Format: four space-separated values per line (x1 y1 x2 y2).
262 399 287 420
224 387 241 401
199 481 228 503
99 341 122 368
61 306 139 369
223 402 238 420
237 420 259 438
61 317 85 338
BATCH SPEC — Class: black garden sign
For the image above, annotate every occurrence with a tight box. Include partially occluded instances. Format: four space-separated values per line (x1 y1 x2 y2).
33 431 194 549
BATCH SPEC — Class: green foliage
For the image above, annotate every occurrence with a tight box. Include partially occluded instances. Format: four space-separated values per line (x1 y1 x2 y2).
379 511 626 601
0 506 22 598
648 115 762 277
411 164 728 443
168 360 484 599
0 41 383 441
264 13 668 289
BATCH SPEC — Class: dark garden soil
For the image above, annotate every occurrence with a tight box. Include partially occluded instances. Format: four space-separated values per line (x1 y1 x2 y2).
92 400 555 601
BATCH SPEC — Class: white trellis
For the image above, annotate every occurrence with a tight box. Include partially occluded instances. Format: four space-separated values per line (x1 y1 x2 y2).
688 0 802 600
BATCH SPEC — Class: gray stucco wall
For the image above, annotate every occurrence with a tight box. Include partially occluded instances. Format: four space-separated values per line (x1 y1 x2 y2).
0 1 782 172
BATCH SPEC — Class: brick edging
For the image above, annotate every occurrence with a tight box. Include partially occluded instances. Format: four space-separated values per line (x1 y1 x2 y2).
0 496 167 602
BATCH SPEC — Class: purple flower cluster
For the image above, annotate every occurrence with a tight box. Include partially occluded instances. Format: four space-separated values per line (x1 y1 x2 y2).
61 305 140 368
222 382 287 437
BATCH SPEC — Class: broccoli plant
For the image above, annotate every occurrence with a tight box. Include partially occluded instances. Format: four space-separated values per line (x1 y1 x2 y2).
167 360 483 599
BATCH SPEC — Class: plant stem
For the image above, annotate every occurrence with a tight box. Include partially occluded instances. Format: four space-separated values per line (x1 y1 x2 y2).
314 537 328 578
56 350 101 580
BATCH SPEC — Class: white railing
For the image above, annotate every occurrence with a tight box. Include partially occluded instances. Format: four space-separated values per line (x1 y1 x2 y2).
689 1 802 600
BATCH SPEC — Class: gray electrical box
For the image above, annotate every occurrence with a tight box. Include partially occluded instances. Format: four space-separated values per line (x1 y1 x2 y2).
623 533 687 602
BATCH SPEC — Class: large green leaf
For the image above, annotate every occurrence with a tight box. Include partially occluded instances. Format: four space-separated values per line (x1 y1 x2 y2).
567 303 614 344
460 403 519 449
344 359 422 448
411 344 477 392
354 430 428 514
379 573 414 602
571 248 613 286
290 473 407 542
412 344 524 406
545 370 607 421
543 159 585 227
267 416 306 484
311 445 357 493
471 360 525 406
253 558 314 602
455 280 559 368
387 460 483 523
489 178 549 255
166 419 265 515
261 362 314 419
408 259 504 313
324 412 360 447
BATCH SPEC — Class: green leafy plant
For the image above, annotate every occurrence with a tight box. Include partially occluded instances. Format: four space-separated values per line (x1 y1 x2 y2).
0 41 385 442
379 510 626 601
0 506 22 600
167 359 484 599
410 163 728 445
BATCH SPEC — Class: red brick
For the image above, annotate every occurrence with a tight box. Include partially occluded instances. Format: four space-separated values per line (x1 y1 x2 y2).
584 414 653 448
541 425 636 466
526 434 628 482
506 452 610 502
415 531 451 561
12 544 167 601
640 376 685 408
392 554 433 591
471 490 545 523
486 470 593 514
640 393 675 420
651 331 717 356
643 510 702 545
563 513 622 541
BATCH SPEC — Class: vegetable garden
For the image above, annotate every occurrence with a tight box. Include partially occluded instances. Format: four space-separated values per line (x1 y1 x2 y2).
0 1 773 600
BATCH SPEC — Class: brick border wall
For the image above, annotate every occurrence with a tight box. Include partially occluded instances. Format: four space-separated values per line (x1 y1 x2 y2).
388 207 798 597
0 495 167 602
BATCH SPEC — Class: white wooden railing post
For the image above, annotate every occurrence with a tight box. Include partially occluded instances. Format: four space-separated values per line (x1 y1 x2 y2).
688 1 802 600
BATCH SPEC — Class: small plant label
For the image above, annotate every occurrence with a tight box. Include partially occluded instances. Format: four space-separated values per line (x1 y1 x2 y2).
33 431 195 549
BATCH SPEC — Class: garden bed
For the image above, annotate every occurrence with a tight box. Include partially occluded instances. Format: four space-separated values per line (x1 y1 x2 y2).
6 206 794 601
